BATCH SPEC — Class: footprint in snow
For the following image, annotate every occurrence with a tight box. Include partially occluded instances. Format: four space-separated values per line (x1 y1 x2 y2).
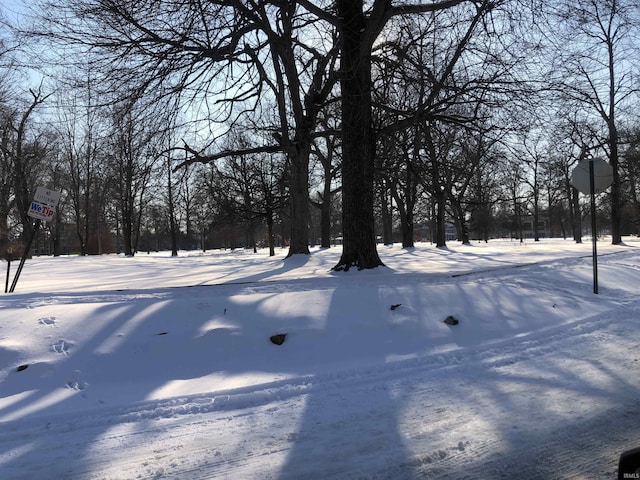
52 339 74 356
66 370 88 390
39 317 57 326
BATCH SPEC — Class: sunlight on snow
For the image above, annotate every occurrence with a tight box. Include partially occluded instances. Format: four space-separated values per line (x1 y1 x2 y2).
0 388 76 422
0 443 37 469
145 371 291 400
0 390 34 418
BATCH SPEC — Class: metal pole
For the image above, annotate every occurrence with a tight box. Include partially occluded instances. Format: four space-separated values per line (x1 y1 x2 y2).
5 259 10 293
589 159 598 294
9 219 41 293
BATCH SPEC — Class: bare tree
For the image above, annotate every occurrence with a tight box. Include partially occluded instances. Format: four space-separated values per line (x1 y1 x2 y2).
510 127 547 242
468 147 505 242
377 127 422 248
0 102 16 258
445 130 498 245
29 0 556 263
620 128 640 233
53 72 105 255
316 0 500 269
499 157 527 242
166 152 179 257
7 86 51 241
107 102 158 256
34 0 338 258
254 154 287 256
329 0 520 259
310 109 341 249
548 0 640 244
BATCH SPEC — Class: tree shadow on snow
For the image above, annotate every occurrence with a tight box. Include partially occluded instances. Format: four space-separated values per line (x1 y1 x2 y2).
1 251 639 479
275 285 412 479
0 261 417 479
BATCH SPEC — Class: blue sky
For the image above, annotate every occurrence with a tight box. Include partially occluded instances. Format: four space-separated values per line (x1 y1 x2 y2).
1 0 27 20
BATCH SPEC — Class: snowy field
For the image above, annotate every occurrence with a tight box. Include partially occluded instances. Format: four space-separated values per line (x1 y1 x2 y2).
1 238 640 479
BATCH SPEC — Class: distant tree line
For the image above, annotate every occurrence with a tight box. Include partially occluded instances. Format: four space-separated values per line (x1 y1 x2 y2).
0 0 639 266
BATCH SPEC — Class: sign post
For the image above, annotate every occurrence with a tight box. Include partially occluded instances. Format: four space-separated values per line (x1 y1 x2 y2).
570 158 614 294
4 260 10 294
7 187 61 293
588 160 599 294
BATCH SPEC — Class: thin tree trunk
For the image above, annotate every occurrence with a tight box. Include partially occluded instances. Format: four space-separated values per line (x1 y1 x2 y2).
571 187 582 244
168 156 178 257
435 191 447 248
267 206 275 257
320 168 332 248
380 183 393 246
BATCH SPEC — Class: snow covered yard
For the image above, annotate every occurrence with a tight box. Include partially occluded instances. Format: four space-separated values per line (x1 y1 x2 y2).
1 238 640 479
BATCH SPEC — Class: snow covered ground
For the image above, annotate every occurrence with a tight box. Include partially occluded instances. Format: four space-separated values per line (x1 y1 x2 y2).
1 238 639 479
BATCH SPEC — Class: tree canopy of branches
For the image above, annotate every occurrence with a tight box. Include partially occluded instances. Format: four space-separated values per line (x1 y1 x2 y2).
547 0 640 244
2 0 639 268
31 0 513 270
33 0 339 258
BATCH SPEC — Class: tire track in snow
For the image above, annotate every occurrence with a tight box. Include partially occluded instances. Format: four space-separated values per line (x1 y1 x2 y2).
4 295 637 479
355 301 640 479
2 276 634 435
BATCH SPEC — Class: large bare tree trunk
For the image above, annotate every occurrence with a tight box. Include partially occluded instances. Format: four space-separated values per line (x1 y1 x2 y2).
333 0 383 271
287 146 311 255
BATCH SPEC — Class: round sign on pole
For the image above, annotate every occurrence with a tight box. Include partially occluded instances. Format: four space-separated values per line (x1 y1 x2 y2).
569 158 613 295
570 158 613 194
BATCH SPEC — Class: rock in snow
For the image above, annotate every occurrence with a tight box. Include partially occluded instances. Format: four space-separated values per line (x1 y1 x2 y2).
270 333 287 345
444 315 459 326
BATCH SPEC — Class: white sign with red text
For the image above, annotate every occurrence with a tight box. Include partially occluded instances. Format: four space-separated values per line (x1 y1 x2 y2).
27 187 61 223
28 201 56 222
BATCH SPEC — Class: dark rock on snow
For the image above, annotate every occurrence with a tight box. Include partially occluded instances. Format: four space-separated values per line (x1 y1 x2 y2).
270 333 287 345
444 315 459 326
